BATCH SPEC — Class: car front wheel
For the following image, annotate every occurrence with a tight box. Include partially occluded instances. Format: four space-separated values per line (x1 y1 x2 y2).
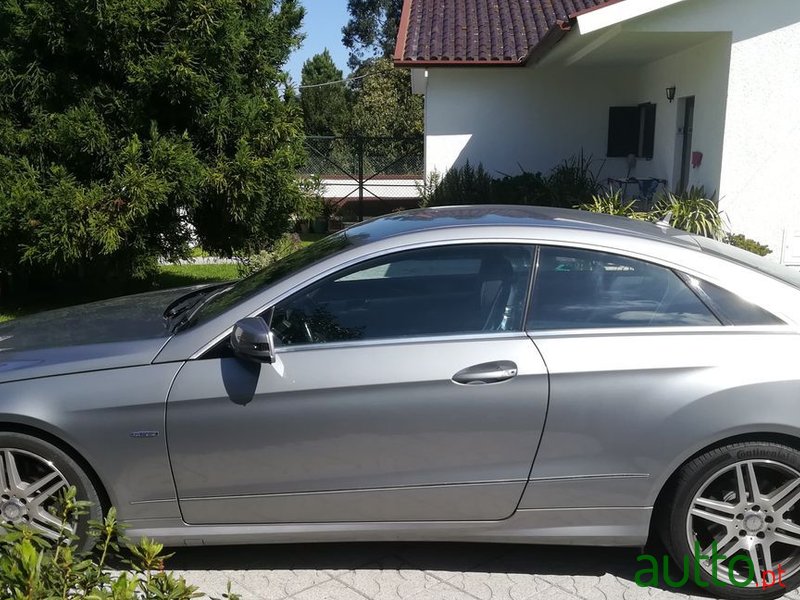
0 432 102 549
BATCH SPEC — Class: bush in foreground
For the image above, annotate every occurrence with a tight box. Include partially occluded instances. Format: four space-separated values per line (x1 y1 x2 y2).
0 487 238 600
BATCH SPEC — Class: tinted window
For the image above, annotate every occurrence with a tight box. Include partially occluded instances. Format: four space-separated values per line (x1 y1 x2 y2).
271 245 533 346
689 278 784 326
528 247 720 330
190 233 352 328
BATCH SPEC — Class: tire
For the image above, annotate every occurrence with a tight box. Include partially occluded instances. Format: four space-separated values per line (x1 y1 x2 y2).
0 432 102 551
664 442 800 599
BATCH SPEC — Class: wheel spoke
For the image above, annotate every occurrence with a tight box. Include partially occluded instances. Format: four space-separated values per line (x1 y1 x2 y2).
748 544 765 587
736 464 749 504
774 531 800 548
25 479 65 509
691 506 735 527
761 542 775 575
747 462 763 503
28 508 69 540
767 477 800 507
1 450 23 493
703 532 738 556
695 496 738 515
20 471 59 499
774 487 800 513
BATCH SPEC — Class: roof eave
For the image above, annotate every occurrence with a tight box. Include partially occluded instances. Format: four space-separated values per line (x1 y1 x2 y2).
394 18 573 69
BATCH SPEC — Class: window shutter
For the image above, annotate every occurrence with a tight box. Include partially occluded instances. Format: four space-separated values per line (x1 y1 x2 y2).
639 103 656 160
607 107 640 157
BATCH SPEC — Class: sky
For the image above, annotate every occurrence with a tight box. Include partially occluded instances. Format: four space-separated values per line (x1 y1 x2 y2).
286 1 352 85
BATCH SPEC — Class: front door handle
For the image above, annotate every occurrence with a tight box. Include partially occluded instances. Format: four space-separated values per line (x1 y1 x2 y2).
452 361 518 385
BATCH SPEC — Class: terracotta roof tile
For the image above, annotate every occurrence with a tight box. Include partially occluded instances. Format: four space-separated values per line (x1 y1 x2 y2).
396 0 618 65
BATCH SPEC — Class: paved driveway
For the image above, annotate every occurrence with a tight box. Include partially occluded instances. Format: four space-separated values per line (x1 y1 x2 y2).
167 541 800 600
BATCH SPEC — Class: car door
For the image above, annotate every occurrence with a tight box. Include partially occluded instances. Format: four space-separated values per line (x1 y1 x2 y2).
520 245 789 510
166 243 550 524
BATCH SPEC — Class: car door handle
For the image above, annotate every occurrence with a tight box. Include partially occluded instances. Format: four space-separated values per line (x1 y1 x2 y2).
452 361 518 385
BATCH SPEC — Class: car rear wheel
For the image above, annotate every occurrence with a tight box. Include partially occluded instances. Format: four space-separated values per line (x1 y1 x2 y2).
0 432 102 549
665 442 800 599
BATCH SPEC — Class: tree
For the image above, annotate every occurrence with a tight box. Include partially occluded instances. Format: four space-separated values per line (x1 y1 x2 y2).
0 0 305 300
300 50 350 136
342 0 403 69
350 58 422 139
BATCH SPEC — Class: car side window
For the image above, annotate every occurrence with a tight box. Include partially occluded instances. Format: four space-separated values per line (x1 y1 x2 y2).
270 244 534 346
688 278 785 326
527 247 721 331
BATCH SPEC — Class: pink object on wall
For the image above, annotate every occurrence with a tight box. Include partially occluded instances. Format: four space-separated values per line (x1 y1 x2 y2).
692 152 703 169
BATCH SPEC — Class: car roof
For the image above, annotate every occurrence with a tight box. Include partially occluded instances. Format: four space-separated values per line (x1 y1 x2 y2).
344 205 701 250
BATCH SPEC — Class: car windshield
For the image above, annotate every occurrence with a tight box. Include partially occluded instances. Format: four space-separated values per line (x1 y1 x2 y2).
184 232 352 329
694 236 800 290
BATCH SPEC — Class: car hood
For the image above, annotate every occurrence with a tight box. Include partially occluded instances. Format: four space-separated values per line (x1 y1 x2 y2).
0 286 209 383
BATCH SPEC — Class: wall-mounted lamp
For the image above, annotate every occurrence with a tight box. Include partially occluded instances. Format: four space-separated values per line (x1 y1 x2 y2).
666 86 677 103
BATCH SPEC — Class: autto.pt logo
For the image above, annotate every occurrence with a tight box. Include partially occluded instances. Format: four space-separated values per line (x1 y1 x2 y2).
635 541 785 590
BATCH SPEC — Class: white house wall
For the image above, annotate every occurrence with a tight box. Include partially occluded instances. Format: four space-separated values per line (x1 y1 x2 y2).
599 0 800 260
720 20 800 263
424 37 730 200
424 66 637 180
630 34 731 195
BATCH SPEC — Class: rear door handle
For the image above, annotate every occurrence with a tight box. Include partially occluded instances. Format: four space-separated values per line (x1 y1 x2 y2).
452 361 518 385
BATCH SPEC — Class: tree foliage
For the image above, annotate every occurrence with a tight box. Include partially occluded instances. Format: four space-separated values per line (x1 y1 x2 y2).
0 0 305 300
342 0 403 69
300 50 350 136
350 58 422 138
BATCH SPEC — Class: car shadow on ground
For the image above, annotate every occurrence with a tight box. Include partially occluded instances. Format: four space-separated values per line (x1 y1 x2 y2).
165 538 713 597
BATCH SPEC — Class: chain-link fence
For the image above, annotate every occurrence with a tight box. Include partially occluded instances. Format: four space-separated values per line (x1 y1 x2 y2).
300 136 424 222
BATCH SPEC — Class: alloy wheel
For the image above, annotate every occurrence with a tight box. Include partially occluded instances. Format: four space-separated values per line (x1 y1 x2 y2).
0 448 72 540
686 459 800 587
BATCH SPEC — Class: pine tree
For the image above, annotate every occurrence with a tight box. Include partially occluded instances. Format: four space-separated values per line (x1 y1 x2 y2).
300 50 350 136
342 0 404 70
0 0 305 299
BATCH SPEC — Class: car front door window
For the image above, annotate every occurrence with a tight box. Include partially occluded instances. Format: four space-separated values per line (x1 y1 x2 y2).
271 244 534 346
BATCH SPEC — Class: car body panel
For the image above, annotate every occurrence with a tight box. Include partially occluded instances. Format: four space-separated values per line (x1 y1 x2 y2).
0 364 183 520
167 336 549 523
0 286 204 384
519 331 800 509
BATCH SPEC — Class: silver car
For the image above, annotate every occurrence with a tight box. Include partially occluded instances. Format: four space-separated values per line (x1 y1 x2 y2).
2 206 800 599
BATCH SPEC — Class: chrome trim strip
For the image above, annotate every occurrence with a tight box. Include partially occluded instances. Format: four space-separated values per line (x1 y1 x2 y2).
527 325 794 339
272 332 530 354
180 479 526 503
527 473 649 482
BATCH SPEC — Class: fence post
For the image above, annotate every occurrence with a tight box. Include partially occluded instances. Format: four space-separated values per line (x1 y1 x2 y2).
356 136 365 222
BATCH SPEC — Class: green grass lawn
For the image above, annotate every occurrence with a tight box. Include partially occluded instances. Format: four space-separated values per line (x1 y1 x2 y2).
0 262 242 324
156 262 240 288
299 232 326 247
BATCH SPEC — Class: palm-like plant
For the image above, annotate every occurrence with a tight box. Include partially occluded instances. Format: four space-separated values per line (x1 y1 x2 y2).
576 189 649 220
652 186 724 239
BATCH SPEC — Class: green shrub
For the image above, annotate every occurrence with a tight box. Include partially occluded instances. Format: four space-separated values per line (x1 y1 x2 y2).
543 152 603 208
491 170 549 206
237 232 303 277
425 153 602 208
652 186 724 239
727 234 772 256
0 487 239 600
426 161 494 206
577 189 648 220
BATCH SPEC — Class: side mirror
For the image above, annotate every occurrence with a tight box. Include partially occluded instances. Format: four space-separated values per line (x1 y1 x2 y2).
230 317 275 363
